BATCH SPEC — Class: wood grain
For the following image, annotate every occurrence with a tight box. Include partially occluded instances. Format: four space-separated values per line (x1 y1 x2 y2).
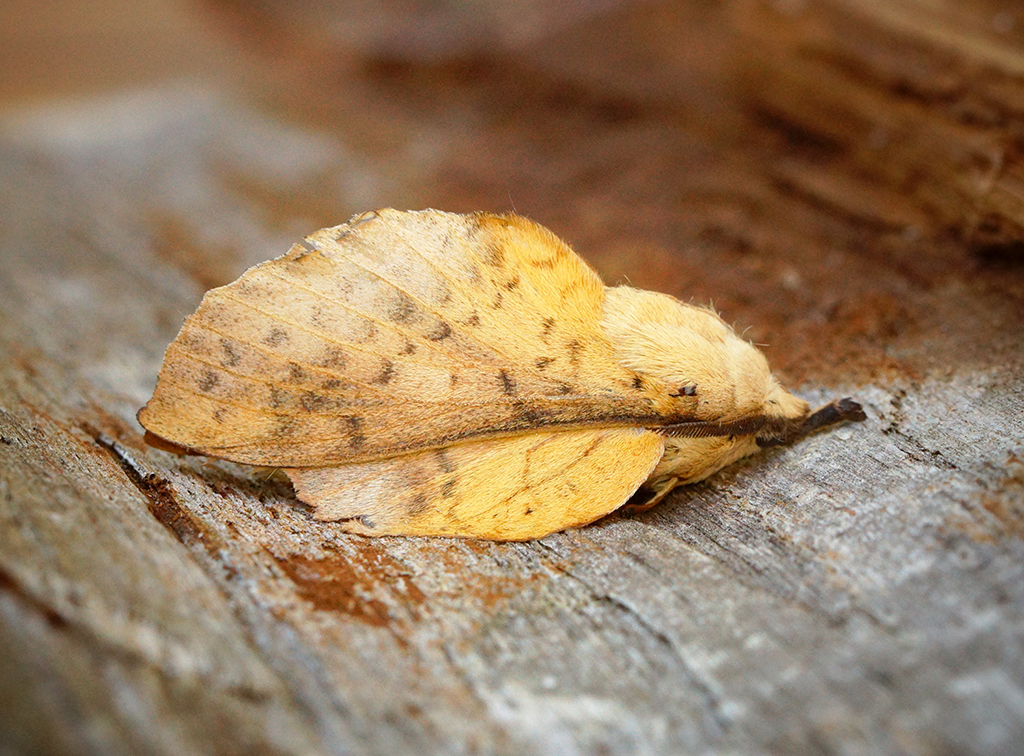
1 1 1023 753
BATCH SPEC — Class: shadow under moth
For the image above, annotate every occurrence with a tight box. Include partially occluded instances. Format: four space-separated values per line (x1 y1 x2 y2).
139 209 865 540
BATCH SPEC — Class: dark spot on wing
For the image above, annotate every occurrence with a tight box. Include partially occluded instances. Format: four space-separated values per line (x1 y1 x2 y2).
401 340 417 355
408 492 429 514
389 291 418 324
427 322 452 341
342 416 365 449
504 274 520 291
483 241 505 268
220 339 241 367
567 339 582 366
499 370 517 395
435 450 455 474
518 406 546 425
269 386 289 409
264 327 289 346
373 360 395 384
541 317 556 338
300 392 328 412
275 415 297 436
441 479 456 498
535 357 554 370
465 312 481 327
322 378 342 390
492 291 504 309
288 363 307 383
198 371 219 392
320 347 347 369
555 381 573 395
213 408 228 424
361 321 379 342
633 376 644 391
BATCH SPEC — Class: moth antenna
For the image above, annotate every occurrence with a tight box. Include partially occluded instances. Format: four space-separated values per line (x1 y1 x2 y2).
756 398 867 448
802 397 867 433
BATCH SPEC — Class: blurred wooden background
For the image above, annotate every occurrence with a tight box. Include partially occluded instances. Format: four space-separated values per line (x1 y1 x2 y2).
1 1 1023 754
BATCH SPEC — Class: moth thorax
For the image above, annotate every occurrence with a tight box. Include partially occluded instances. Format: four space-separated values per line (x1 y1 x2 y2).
600 285 779 420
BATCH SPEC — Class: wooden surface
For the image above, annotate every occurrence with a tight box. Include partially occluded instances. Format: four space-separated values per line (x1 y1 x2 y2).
1 1 1023 754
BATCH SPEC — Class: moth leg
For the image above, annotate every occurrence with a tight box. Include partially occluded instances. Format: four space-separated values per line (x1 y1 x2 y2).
624 476 679 514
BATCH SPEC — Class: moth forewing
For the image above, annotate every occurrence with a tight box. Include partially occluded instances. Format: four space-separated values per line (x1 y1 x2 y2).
139 208 865 539
138 209 683 467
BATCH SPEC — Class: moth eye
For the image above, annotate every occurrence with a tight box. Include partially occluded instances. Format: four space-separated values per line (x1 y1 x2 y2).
669 384 698 398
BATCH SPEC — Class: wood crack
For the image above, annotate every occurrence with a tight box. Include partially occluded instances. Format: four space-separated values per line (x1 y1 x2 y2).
544 562 729 735
879 391 958 471
89 427 220 554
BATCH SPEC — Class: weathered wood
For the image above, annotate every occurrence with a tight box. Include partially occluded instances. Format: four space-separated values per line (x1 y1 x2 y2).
1 2 1023 754
727 0 1024 250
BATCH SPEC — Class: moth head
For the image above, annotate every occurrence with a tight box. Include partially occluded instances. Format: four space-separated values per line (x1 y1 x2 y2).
762 375 811 423
601 285 807 422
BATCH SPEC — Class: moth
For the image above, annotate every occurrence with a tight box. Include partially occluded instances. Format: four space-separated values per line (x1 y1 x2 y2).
139 209 865 540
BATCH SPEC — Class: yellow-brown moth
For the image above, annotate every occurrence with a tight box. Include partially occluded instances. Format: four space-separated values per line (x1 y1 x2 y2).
139 209 865 540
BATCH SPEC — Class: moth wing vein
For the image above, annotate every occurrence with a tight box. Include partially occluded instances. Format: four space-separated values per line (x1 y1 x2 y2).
255 265 493 368
312 218 600 386
491 430 618 511
177 325 417 403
